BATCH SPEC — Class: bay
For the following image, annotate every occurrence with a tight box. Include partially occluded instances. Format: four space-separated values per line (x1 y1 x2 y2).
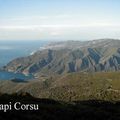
0 71 33 80
0 40 48 80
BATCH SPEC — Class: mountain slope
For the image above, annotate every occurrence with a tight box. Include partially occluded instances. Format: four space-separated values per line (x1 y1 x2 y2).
0 93 120 120
2 39 120 76
0 72 120 101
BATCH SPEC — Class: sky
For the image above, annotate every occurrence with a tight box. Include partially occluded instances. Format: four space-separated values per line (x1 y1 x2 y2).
0 0 120 41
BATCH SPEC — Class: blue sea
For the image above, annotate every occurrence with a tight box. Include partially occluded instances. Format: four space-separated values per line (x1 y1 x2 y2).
0 40 48 80
0 71 33 80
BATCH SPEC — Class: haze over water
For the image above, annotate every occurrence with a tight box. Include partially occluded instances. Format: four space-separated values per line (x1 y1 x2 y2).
0 40 48 67
0 40 48 80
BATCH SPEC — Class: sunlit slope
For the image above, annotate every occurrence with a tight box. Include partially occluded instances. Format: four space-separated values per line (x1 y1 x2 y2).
0 72 120 101
3 39 120 75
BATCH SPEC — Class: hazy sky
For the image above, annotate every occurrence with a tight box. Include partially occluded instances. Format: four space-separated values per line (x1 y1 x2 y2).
0 0 120 40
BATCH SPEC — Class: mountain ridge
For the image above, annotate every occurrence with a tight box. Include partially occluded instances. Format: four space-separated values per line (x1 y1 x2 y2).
2 39 120 76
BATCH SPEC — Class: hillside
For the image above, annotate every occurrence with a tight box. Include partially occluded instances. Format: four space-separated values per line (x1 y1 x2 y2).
2 39 120 76
0 93 120 120
0 39 120 119
0 72 120 101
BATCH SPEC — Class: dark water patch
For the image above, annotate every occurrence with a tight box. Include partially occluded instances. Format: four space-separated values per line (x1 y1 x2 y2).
11 78 28 83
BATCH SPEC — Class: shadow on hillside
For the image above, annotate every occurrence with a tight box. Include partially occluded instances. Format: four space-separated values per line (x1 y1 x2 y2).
11 78 28 83
0 93 119 120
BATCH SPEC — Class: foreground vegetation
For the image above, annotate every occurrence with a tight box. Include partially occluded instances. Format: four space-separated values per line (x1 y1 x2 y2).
0 71 120 101
0 72 120 119
0 93 120 120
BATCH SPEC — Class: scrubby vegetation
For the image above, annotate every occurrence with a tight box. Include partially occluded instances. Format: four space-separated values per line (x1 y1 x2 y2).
0 93 120 120
0 72 120 101
0 71 120 119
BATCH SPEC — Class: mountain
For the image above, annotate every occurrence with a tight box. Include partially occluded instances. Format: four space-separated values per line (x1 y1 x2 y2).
2 39 120 76
0 39 120 119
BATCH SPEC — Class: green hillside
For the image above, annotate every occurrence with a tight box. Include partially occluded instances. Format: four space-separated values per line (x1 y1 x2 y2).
0 72 120 101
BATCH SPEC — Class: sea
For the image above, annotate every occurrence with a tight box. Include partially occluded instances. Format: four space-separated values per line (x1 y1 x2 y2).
0 40 48 80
